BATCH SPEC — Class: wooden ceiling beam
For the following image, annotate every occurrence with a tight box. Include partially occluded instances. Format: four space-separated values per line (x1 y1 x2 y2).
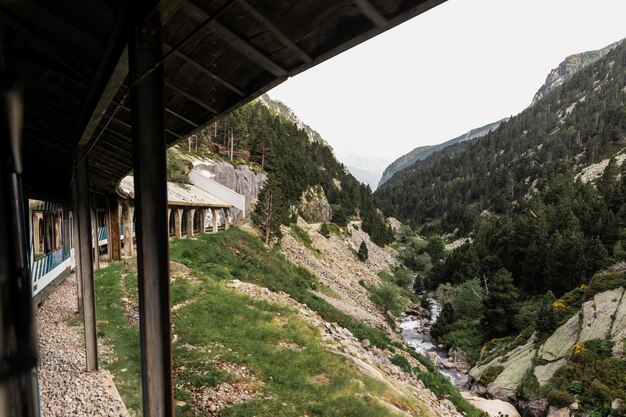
165 107 199 128
237 0 312 64
4 52 90 88
165 80 218 113
23 0 106 47
164 43 245 97
184 2 287 77
352 0 387 27
0 9 94 81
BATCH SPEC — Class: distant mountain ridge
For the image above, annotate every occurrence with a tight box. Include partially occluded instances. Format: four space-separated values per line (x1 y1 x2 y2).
531 40 622 105
378 119 507 187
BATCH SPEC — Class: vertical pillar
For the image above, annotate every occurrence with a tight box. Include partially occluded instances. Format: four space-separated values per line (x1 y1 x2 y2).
91 197 100 271
108 194 121 261
175 208 182 238
212 208 218 233
166 208 171 237
188 208 195 237
123 204 134 257
71 194 83 312
200 208 207 233
224 208 230 230
129 1 174 414
73 156 98 371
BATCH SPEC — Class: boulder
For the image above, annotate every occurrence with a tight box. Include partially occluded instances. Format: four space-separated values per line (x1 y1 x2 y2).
579 288 624 342
522 398 549 417
610 288 626 356
538 314 579 361
534 358 566 386
298 185 332 223
547 407 569 417
486 382 517 403
493 342 536 390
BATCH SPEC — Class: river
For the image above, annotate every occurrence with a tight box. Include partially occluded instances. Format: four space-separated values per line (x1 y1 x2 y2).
398 299 521 417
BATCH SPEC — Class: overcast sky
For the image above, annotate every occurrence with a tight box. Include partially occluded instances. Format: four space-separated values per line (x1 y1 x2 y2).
269 0 626 165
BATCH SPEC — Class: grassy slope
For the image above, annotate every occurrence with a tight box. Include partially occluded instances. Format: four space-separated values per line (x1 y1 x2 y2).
91 229 481 416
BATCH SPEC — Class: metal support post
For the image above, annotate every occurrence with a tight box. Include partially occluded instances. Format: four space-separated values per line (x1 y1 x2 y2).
74 155 98 371
129 0 174 415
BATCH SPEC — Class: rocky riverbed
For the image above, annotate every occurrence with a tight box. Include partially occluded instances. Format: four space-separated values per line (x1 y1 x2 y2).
397 300 521 417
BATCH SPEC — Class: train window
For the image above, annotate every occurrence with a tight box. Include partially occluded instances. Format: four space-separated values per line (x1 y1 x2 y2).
55 213 63 250
33 212 45 260
43 212 54 254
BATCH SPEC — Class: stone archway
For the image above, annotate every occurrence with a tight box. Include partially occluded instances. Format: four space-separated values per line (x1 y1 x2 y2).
193 209 203 234
169 210 177 237
181 209 188 236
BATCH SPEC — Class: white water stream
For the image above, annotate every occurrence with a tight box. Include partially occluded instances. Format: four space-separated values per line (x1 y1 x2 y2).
399 299 521 417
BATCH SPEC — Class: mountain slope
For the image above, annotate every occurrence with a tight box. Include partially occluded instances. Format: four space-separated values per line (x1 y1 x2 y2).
168 94 394 245
531 40 622 105
378 119 506 187
376 39 626 232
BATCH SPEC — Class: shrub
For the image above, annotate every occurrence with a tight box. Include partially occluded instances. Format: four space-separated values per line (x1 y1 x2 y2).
585 272 626 299
480 365 505 386
390 355 412 374
588 379 612 403
568 380 583 395
547 389 575 408
369 283 405 316
357 241 368 261
319 223 330 238
518 369 539 397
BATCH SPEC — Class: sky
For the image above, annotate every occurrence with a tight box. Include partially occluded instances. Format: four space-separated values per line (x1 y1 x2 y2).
269 0 626 167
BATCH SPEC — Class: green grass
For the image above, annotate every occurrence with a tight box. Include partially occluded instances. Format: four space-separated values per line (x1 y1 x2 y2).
86 229 481 417
170 229 393 349
289 224 314 250
93 263 143 414
91 262 420 416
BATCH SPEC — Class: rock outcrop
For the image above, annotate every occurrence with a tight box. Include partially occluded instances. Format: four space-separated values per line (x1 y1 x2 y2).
280 219 398 335
203 159 267 217
298 185 332 223
531 40 621 105
470 286 626 404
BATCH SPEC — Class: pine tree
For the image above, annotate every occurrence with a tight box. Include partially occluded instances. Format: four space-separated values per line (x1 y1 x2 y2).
358 241 368 261
252 175 288 245
482 268 519 337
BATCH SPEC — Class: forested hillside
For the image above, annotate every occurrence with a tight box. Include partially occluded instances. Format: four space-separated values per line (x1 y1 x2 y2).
376 39 626 240
378 119 506 187
168 95 393 245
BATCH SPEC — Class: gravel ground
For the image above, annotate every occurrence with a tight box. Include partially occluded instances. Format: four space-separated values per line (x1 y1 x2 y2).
36 273 130 417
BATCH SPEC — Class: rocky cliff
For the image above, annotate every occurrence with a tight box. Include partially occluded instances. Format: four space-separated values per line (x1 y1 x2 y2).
531 40 621 105
203 158 267 218
298 185 332 223
468 272 626 416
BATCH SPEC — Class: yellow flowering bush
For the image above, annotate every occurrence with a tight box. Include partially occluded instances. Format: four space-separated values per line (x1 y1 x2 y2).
571 342 586 356
553 299 566 311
